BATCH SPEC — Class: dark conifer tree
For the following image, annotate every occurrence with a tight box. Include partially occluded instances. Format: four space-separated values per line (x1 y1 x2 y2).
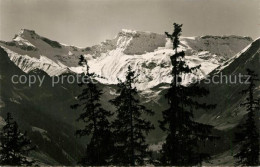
110 66 154 165
0 112 35 165
71 55 114 165
159 23 218 165
234 69 259 166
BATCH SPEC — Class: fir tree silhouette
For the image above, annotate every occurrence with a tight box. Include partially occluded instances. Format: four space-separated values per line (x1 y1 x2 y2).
159 23 218 165
110 66 154 165
71 55 114 165
234 69 259 166
0 112 35 166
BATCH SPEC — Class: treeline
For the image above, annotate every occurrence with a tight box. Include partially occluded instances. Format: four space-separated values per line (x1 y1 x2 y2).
0 23 259 166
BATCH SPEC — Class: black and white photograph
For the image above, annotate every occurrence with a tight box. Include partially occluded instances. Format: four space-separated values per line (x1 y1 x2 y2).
0 0 259 166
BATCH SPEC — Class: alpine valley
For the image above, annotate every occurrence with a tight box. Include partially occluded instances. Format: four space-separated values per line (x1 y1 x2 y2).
0 29 259 165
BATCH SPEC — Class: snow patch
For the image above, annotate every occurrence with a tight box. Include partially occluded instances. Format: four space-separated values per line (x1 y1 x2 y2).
32 126 51 141
13 36 36 47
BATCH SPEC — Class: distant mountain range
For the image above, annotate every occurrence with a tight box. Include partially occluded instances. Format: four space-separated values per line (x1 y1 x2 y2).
0 29 259 165
0 29 253 90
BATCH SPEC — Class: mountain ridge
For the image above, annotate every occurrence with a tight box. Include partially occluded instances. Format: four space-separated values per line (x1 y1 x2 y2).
0 29 253 90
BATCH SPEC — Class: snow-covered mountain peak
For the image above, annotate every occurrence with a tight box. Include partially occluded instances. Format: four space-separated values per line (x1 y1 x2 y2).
115 29 167 55
17 29 38 38
119 29 138 36
177 35 253 60
12 29 40 48
118 29 160 37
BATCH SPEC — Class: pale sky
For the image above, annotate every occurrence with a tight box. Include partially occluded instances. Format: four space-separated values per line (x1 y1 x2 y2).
0 0 259 47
